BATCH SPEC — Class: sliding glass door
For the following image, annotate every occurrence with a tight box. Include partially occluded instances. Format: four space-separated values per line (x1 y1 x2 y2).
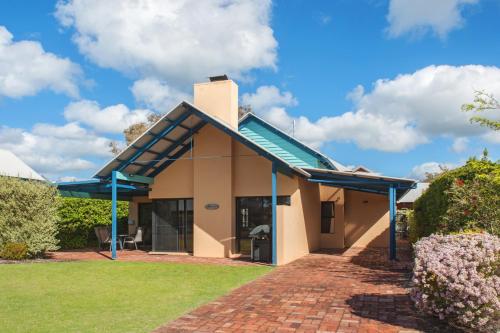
152 199 193 252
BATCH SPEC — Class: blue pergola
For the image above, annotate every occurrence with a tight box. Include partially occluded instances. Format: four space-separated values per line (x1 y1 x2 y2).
57 101 415 263
305 168 415 260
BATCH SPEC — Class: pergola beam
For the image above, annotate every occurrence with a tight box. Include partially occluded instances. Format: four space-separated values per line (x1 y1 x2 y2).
271 162 277 266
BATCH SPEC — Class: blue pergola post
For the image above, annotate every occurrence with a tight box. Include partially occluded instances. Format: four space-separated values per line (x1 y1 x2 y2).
271 162 277 266
111 170 117 260
389 184 396 260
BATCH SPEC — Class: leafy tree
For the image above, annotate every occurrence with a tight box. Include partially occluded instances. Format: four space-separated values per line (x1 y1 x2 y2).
238 105 252 119
422 164 450 183
124 113 161 145
0 176 59 257
413 157 500 240
108 113 162 155
462 90 500 131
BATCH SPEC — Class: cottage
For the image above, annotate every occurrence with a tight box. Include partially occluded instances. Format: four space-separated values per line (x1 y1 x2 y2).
57 77 415 265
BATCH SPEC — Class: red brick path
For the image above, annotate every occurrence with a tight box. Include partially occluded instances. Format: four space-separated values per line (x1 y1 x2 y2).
47 249 260 266
154 247 454 333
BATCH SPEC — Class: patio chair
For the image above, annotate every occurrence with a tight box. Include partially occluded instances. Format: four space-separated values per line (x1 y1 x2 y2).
94 226 122 251
122 227 143 250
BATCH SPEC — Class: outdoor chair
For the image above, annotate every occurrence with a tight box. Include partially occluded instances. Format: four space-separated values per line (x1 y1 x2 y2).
94 226 122 251
123 227 143 250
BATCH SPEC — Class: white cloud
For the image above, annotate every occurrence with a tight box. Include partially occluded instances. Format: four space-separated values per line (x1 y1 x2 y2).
241 85 298 113
131 78 191 113
0 25 81 98
64 100 152 133
482 131 500 144
0 123 114 177
55 0 277 84
409 161 457 180
248 65 500 152
451 137 469 153
386 0 479 39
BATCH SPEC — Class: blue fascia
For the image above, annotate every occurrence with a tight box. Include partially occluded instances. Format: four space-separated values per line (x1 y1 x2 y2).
115 111 193 173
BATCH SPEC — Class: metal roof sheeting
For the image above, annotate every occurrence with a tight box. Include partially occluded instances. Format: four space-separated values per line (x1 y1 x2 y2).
239 113 335 170
94 102 310 180
0 149 45 181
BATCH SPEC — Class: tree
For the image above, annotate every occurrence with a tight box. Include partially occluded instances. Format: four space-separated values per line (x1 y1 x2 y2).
238 105 252 119
124 113 161 145
462 90 500 131
0 176 59 257
108 113 162 156
413 157 500 241
422 165 450 183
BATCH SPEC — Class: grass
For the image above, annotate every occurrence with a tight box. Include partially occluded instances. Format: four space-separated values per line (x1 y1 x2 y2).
0 260 271 333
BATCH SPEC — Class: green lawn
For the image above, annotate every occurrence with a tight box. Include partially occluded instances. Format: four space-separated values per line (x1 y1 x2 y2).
0 261 271 333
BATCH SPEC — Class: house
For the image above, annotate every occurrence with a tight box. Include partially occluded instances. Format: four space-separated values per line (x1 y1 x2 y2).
0 149 45 181
397 183 430 209
57 77 415 265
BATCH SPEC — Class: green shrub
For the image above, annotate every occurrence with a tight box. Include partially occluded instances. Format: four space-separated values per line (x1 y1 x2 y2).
0 242 28 260
0 176 59 257
413 158 500 241
57 197 129 249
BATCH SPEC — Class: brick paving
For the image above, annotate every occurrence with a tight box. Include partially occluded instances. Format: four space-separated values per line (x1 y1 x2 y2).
46 249 261 266
154 247 455 333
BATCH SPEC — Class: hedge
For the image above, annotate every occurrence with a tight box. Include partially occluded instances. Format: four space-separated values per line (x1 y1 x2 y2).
57 197 129 249
413 158 500 240
0 176 59 257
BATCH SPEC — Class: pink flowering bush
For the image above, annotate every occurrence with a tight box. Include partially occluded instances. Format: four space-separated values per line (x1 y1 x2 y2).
411 233 500 332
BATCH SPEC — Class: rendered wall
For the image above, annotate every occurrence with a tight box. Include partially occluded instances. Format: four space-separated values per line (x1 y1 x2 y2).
319 186 345 249
193 80 238 129
149 151 194 199
344 190 389 247
192 124 234 258
128 196 152 234
277 178 321 265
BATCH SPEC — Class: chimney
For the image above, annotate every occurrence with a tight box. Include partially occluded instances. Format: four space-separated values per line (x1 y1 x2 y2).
193 75 238 129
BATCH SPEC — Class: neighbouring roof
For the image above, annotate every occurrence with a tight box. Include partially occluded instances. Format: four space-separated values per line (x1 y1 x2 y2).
0 149 45 181
398 183 430 203
238 113 336 170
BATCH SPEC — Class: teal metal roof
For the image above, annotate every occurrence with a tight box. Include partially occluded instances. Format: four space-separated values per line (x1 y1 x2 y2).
238 114 334 170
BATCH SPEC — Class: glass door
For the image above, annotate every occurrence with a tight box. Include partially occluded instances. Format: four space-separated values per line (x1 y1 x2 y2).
152 199 193 252
236 197 272 255
138 203 153 246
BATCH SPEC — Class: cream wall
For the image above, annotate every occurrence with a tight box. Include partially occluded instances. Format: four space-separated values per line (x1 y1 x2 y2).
128 196 152 234
344 190 390 247
276 178 321 265
319 186 345 249
194 80 238 129
149 152 193 199
192 124 234 258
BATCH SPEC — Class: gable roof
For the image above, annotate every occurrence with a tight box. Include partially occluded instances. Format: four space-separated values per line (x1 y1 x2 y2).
238 113 337 170
61 101 416 200
0 149 45 181
94 102 310 180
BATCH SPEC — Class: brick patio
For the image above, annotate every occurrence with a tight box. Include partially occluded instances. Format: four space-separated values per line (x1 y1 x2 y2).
46 249 260 266
154 247 455 333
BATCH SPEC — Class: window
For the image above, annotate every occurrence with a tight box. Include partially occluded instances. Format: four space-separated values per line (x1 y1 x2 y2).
321 201 335 234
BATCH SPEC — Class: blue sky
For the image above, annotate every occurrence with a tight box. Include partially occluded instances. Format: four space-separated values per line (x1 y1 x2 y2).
0 0 499 181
